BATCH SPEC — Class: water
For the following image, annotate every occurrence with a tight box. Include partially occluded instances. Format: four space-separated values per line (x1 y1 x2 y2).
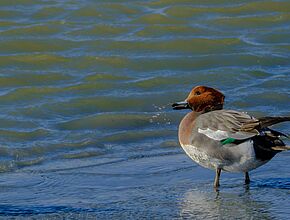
0 0 289 219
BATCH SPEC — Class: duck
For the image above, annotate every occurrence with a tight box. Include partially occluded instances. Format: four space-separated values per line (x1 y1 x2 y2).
172 85 290 188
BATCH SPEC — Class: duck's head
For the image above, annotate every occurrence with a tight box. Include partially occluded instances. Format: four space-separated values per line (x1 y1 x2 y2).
172 86 225 113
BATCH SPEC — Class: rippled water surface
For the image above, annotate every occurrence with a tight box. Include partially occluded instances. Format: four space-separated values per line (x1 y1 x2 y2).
0 0 289 219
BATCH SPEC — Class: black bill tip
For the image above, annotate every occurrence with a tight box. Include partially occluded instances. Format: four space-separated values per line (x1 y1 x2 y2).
172 101 190 110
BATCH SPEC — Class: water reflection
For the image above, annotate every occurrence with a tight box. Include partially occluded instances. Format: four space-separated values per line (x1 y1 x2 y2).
179 183 273 219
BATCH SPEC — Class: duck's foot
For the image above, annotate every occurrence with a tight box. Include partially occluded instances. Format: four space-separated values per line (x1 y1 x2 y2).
245 172 250 185
214 168 222 188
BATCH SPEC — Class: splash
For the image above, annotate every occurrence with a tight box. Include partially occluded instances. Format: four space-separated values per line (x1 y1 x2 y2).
150 103 172 125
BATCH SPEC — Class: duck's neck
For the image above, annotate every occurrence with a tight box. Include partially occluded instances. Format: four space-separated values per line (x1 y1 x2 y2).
178 111 201 145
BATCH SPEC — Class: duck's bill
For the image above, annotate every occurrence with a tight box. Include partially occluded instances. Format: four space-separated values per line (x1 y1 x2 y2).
172 101 190 110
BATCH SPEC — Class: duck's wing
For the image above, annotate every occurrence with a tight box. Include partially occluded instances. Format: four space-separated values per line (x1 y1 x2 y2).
243 116 290 131
196 110 259 141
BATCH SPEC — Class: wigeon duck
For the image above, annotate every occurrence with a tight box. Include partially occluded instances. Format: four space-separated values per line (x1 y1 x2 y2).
172 86 290 188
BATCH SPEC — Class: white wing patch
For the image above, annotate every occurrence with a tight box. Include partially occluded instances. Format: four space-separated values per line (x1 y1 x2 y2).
198 128 256 141
198 128 228 140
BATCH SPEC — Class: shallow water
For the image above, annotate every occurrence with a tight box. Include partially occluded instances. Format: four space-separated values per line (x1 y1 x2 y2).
0 0 289 219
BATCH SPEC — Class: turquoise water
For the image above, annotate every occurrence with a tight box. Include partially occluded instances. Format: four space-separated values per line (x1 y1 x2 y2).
0 0 289 219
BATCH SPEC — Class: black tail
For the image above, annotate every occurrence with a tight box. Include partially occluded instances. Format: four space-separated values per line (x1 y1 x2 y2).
251 116 290 153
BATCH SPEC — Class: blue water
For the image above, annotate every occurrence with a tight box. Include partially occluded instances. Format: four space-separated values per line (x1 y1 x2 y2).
0 0 289 219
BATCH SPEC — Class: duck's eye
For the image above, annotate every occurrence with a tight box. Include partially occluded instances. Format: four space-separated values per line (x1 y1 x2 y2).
195 91 201 95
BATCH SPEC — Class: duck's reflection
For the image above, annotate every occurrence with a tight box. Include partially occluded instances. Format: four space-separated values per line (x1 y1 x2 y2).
179 184 272 219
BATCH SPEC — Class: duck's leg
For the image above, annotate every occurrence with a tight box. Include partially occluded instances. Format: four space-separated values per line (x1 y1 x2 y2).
214 168 221 188
245 172 250 184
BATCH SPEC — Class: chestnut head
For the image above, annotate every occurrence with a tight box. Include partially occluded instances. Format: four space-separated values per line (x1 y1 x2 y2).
172 86 225 113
